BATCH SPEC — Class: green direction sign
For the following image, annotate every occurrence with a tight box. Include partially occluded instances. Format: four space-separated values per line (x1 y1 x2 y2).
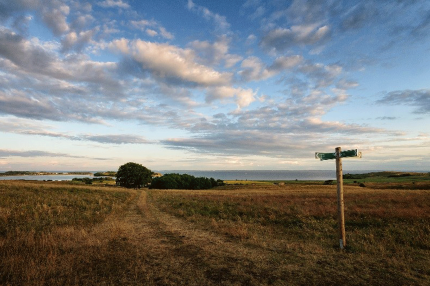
315 149 362 161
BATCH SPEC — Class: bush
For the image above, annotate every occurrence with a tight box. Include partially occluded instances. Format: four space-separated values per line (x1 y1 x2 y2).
149 173 223 190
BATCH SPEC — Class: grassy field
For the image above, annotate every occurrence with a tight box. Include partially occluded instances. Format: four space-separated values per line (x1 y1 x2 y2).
0 179 429 285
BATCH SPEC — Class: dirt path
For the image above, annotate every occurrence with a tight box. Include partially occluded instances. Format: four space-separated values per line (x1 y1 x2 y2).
106 189 282 285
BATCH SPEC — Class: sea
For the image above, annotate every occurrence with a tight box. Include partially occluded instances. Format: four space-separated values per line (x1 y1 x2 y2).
0 174 95 181
0 170 380 181
155 170 376 181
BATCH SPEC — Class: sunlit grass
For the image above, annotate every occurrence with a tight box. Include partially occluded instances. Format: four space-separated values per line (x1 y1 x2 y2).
0 181 135 285
150 184 430 284
1 180 429 285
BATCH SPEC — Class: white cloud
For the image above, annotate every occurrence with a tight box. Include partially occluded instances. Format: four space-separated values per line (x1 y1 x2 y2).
110 38 232 87
130 19 156 30
146 29 157 37
98 0 130 9
61 28 97 51
130 20 173 39
239 56 272 81
206 86 256 108
159 27 174 40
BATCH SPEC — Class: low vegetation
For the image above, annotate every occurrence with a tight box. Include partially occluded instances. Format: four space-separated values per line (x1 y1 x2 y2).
343 171 430 182
93 171 117 177
71 177 116 185
150 183 430 285
0 181 134 285
150 173 224 190
0 178 429 285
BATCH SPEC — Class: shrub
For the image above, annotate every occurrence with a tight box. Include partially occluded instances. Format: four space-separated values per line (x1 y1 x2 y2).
149 173 223 190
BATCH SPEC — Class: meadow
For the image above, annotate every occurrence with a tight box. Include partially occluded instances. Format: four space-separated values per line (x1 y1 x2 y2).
0 179 429 285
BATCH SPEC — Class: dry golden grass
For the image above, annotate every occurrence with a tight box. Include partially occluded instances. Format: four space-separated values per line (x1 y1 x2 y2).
150 184 430 285
1 180 429 285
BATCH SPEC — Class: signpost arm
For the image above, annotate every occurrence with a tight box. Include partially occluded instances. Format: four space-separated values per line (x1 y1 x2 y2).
336 147 346 249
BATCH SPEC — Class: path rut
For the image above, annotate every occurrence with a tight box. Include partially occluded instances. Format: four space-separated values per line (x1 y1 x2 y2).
106 189 280 285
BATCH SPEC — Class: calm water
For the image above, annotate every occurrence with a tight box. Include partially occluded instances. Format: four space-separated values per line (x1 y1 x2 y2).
0 170 380 181
0 174 95 181
156 170 377 181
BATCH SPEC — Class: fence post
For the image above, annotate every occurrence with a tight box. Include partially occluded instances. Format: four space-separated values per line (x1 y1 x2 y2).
336 147 346 249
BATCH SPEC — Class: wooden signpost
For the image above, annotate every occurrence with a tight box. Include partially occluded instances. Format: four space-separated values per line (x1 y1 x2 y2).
315 147 362 249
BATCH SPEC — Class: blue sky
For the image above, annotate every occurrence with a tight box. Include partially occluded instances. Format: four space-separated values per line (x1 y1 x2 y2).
0 0 429 171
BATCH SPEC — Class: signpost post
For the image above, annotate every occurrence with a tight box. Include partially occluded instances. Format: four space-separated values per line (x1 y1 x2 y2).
315 148 362 249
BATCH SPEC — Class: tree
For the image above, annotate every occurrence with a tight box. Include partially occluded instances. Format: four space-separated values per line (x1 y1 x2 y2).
116 162 152 189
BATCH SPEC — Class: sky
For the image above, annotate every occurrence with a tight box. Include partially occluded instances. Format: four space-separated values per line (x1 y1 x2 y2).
0 0 430 172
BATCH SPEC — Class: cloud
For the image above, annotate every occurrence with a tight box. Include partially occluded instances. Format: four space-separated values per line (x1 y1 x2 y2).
261 24 331 52
0 117 151 144
206 86 257 108
11 14 33 34
0 89 61 121
159 27 174 40
187 0 230 31
162 88 402 158
283 0 337 25
41 2 70 36
0 0 97 51
376 116 397 120
81 134 150 144
269 55 304 71
160 127 376 158
0 149 107 160
411 10 430 38
299 62 342 88
70 14 95 31
98 0 130 9
0 29 58 76
377 89 430 114
246 34 257 44
239 56 272 81
146 29 157 37
0 28 123 97
61 28 98 52
340 2 379 31
241 0 266 20
0 0 38 21
130 19 174 40
130 19 157 30
110 38 232 87
239 55 303 81
189 36 242 67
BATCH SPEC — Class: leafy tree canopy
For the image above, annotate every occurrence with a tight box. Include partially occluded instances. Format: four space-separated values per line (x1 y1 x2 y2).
116 162 152 189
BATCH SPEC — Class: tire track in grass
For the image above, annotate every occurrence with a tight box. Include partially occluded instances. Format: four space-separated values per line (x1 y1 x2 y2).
139 190 286 285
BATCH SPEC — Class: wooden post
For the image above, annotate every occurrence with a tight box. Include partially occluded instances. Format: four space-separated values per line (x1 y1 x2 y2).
335 147 346 249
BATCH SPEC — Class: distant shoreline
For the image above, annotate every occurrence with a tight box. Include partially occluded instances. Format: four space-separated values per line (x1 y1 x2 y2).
0 171 93 177
0 170 429 182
